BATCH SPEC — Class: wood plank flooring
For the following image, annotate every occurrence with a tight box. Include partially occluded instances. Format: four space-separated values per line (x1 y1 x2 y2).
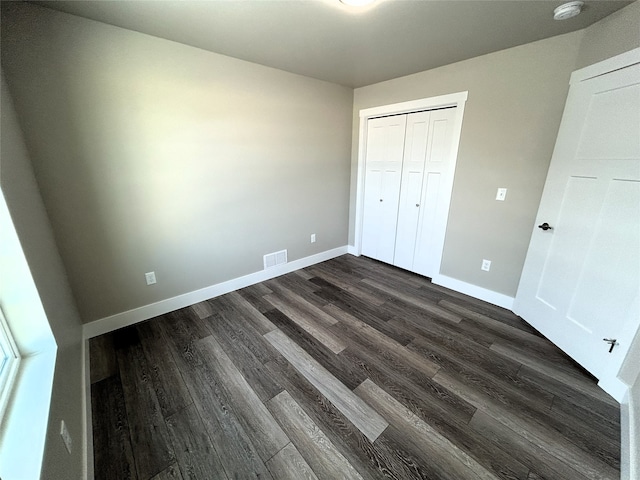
90 254 620 480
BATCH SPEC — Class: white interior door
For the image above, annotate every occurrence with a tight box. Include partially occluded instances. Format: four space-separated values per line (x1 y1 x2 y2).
361 115 407 264
393 111 431 270
514 60 640 396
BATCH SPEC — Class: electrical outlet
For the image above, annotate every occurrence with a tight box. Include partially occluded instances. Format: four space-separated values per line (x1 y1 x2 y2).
60 420 72 454
496 188 507 201
310 233 316 243
481 259 491 271
145 271 157 285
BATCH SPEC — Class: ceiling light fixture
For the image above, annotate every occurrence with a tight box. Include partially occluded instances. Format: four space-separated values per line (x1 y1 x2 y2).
553 1 584 20
340 0 377 7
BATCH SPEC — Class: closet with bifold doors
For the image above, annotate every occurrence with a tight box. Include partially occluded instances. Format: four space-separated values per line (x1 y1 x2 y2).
361 107 457 278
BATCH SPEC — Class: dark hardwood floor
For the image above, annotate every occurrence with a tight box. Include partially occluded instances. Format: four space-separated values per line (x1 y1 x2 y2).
90 254 620 480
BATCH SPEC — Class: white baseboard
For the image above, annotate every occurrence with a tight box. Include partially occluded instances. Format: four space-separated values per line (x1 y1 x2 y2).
432 274 515 310
83 246 348 339
345 251 514 311
82 339 94 480
347 245 359 256
625 380 639 480
598 375 628 403
621 389 631 480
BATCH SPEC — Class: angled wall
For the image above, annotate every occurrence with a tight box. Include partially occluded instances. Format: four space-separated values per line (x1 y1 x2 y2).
1 2 353 324
1 74 84 479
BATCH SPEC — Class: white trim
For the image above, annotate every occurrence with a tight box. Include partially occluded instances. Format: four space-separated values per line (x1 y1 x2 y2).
0 192 57 480
597 375 628 403
0 351 56 480
83 246 348 339
620 390 634 480
621 379 639 480
571 47 640 84
354 92 468 279
432 274 515 310
83 338 94 480
0 307 20 423
358 92 469 119
619 322 640 398
347 245 359 256
621 391 631 480
618 328 640 479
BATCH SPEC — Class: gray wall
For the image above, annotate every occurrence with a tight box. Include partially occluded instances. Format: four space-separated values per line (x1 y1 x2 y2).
0 2 638 479
1 2 353 323
1 76 84 479
576 0 640 69
351 32 584 297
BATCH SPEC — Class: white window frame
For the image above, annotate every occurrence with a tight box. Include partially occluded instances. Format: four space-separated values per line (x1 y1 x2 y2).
0 306 21 423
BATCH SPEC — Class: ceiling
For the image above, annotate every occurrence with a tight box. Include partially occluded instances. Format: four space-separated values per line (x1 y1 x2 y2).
31 0 632 88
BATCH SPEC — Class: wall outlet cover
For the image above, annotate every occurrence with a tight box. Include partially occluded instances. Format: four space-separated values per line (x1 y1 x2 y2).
145 271 157 285
481 259 491 271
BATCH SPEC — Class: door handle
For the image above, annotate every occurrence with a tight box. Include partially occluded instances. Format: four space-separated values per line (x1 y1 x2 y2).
603 338 618 353
538 222 553 231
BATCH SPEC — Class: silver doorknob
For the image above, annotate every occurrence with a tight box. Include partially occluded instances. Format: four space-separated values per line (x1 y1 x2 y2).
379 199 383 202
416 204 420 207
538 222 553 231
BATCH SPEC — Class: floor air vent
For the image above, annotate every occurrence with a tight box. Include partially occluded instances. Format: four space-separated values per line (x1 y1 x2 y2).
263 249 287 269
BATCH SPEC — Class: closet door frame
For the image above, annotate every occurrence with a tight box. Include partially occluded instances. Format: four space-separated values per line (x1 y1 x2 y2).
354 91 468 278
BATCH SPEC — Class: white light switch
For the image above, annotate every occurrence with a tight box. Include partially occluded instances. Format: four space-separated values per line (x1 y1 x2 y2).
145 271 157 285
496 188 507 201
310 233 316 243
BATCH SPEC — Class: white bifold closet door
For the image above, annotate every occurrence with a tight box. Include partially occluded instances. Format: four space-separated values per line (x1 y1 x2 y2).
361 115 407 264
362 108 457 277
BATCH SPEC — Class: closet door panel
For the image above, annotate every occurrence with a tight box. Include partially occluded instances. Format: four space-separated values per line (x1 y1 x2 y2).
394 112 431 270
361 115 407 263
413 108 457 277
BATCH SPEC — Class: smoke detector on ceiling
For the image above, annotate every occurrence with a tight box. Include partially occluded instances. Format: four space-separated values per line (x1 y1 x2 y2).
553 1 585 20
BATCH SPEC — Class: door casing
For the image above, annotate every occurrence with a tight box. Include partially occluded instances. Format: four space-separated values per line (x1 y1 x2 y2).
354 92 468 281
